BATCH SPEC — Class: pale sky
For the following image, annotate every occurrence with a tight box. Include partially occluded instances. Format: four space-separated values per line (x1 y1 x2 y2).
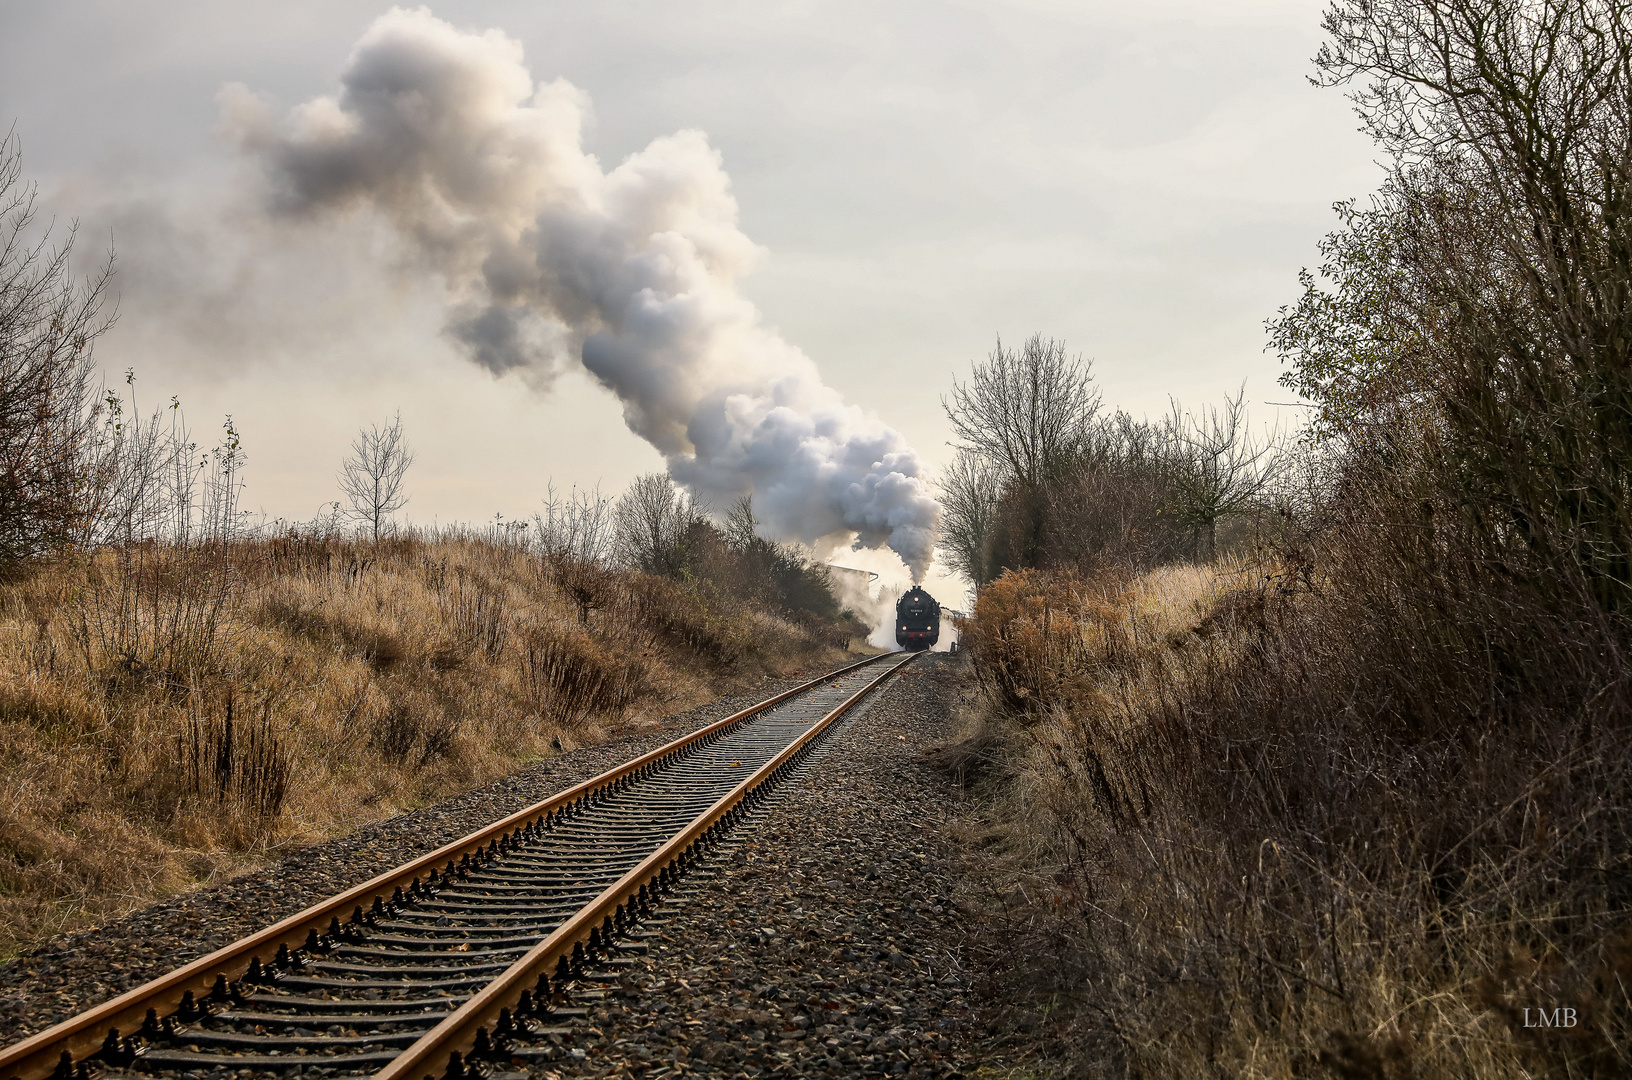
0 1 1380 602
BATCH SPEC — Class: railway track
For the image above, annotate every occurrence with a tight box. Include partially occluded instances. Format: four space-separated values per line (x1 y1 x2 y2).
0 651 918 1080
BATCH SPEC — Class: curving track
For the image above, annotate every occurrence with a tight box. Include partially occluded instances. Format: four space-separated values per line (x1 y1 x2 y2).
0 651 918 1080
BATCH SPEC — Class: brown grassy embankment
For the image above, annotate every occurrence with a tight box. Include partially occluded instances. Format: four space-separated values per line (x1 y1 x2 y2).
0 530 852 958
946 554 1632 1077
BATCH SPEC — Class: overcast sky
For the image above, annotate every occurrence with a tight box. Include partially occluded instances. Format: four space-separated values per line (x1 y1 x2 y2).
0 0 1380 600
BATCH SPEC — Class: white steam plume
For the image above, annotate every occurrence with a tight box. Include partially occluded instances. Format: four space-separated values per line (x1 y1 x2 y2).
221 6 940 576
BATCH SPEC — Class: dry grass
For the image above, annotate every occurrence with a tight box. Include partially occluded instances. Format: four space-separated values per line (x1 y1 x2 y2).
956 560 1252 717
0 530 847 958
950 555 1632 1078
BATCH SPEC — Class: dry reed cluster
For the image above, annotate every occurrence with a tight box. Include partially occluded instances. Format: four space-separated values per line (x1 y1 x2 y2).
0 528 848 958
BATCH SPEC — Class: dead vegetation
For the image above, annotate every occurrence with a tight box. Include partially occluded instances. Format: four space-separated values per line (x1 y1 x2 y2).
0 528 849 958
948 538 1632 1077
941 2 1632 1074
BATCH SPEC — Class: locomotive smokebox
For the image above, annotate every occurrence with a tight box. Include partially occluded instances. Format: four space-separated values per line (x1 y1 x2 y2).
895 586 941 652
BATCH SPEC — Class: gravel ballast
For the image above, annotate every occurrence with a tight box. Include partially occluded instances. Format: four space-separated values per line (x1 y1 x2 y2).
531 652 971 1079
0 652 976 1078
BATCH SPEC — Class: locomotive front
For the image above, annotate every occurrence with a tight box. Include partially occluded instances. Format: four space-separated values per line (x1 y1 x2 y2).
895 586 941 651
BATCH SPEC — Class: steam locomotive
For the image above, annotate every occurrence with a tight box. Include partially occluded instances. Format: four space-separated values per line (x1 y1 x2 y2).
895 586 941 651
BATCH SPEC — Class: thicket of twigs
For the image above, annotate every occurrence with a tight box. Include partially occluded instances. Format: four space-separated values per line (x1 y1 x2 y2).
945 2 1632 1076
939 337 1284 587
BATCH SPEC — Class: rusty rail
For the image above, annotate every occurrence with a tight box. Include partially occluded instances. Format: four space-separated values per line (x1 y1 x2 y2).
0 653 894 1080
375 650 917 1080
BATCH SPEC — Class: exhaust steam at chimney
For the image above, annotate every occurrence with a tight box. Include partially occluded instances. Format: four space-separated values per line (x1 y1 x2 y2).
221 6 941 577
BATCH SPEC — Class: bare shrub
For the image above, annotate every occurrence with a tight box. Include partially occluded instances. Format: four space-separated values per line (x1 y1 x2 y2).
613 473 707 576
520 620 645 729
619 573 751 668
533 483 618 625
962 568 1126 716
370 695 459 770
535 482 615 564
443 567 509 661
1160 386 1287 558
374 699 420 765
72 542 243 682
417 714 460 768
1276 1 1632 627
68 411 257 684
186 692 290 823
543 553 616 627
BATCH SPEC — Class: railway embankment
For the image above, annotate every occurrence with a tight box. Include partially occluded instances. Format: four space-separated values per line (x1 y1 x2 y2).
936 551 1632 1076
0 532 859 962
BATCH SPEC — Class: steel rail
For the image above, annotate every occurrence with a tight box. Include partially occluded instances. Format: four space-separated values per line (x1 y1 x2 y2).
375 649 919 1080
0 653 894 1080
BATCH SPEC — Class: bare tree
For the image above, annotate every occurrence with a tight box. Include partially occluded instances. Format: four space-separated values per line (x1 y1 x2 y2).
200 415 249 541
937 450 1003 587
535 483 617 625
944 334 1102 493
82 371 170 547
613 473 705 576
943 333 1102 573
80 374 238 549
1164 386 1287 558
163 397 205 544
723 495 760 553
0 133 114 568
338 412 414 542
1302 0 1632 610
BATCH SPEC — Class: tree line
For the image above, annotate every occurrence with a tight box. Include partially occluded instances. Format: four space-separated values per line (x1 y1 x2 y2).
326 429 839 623
533 477 840 624
938 333 1286 587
